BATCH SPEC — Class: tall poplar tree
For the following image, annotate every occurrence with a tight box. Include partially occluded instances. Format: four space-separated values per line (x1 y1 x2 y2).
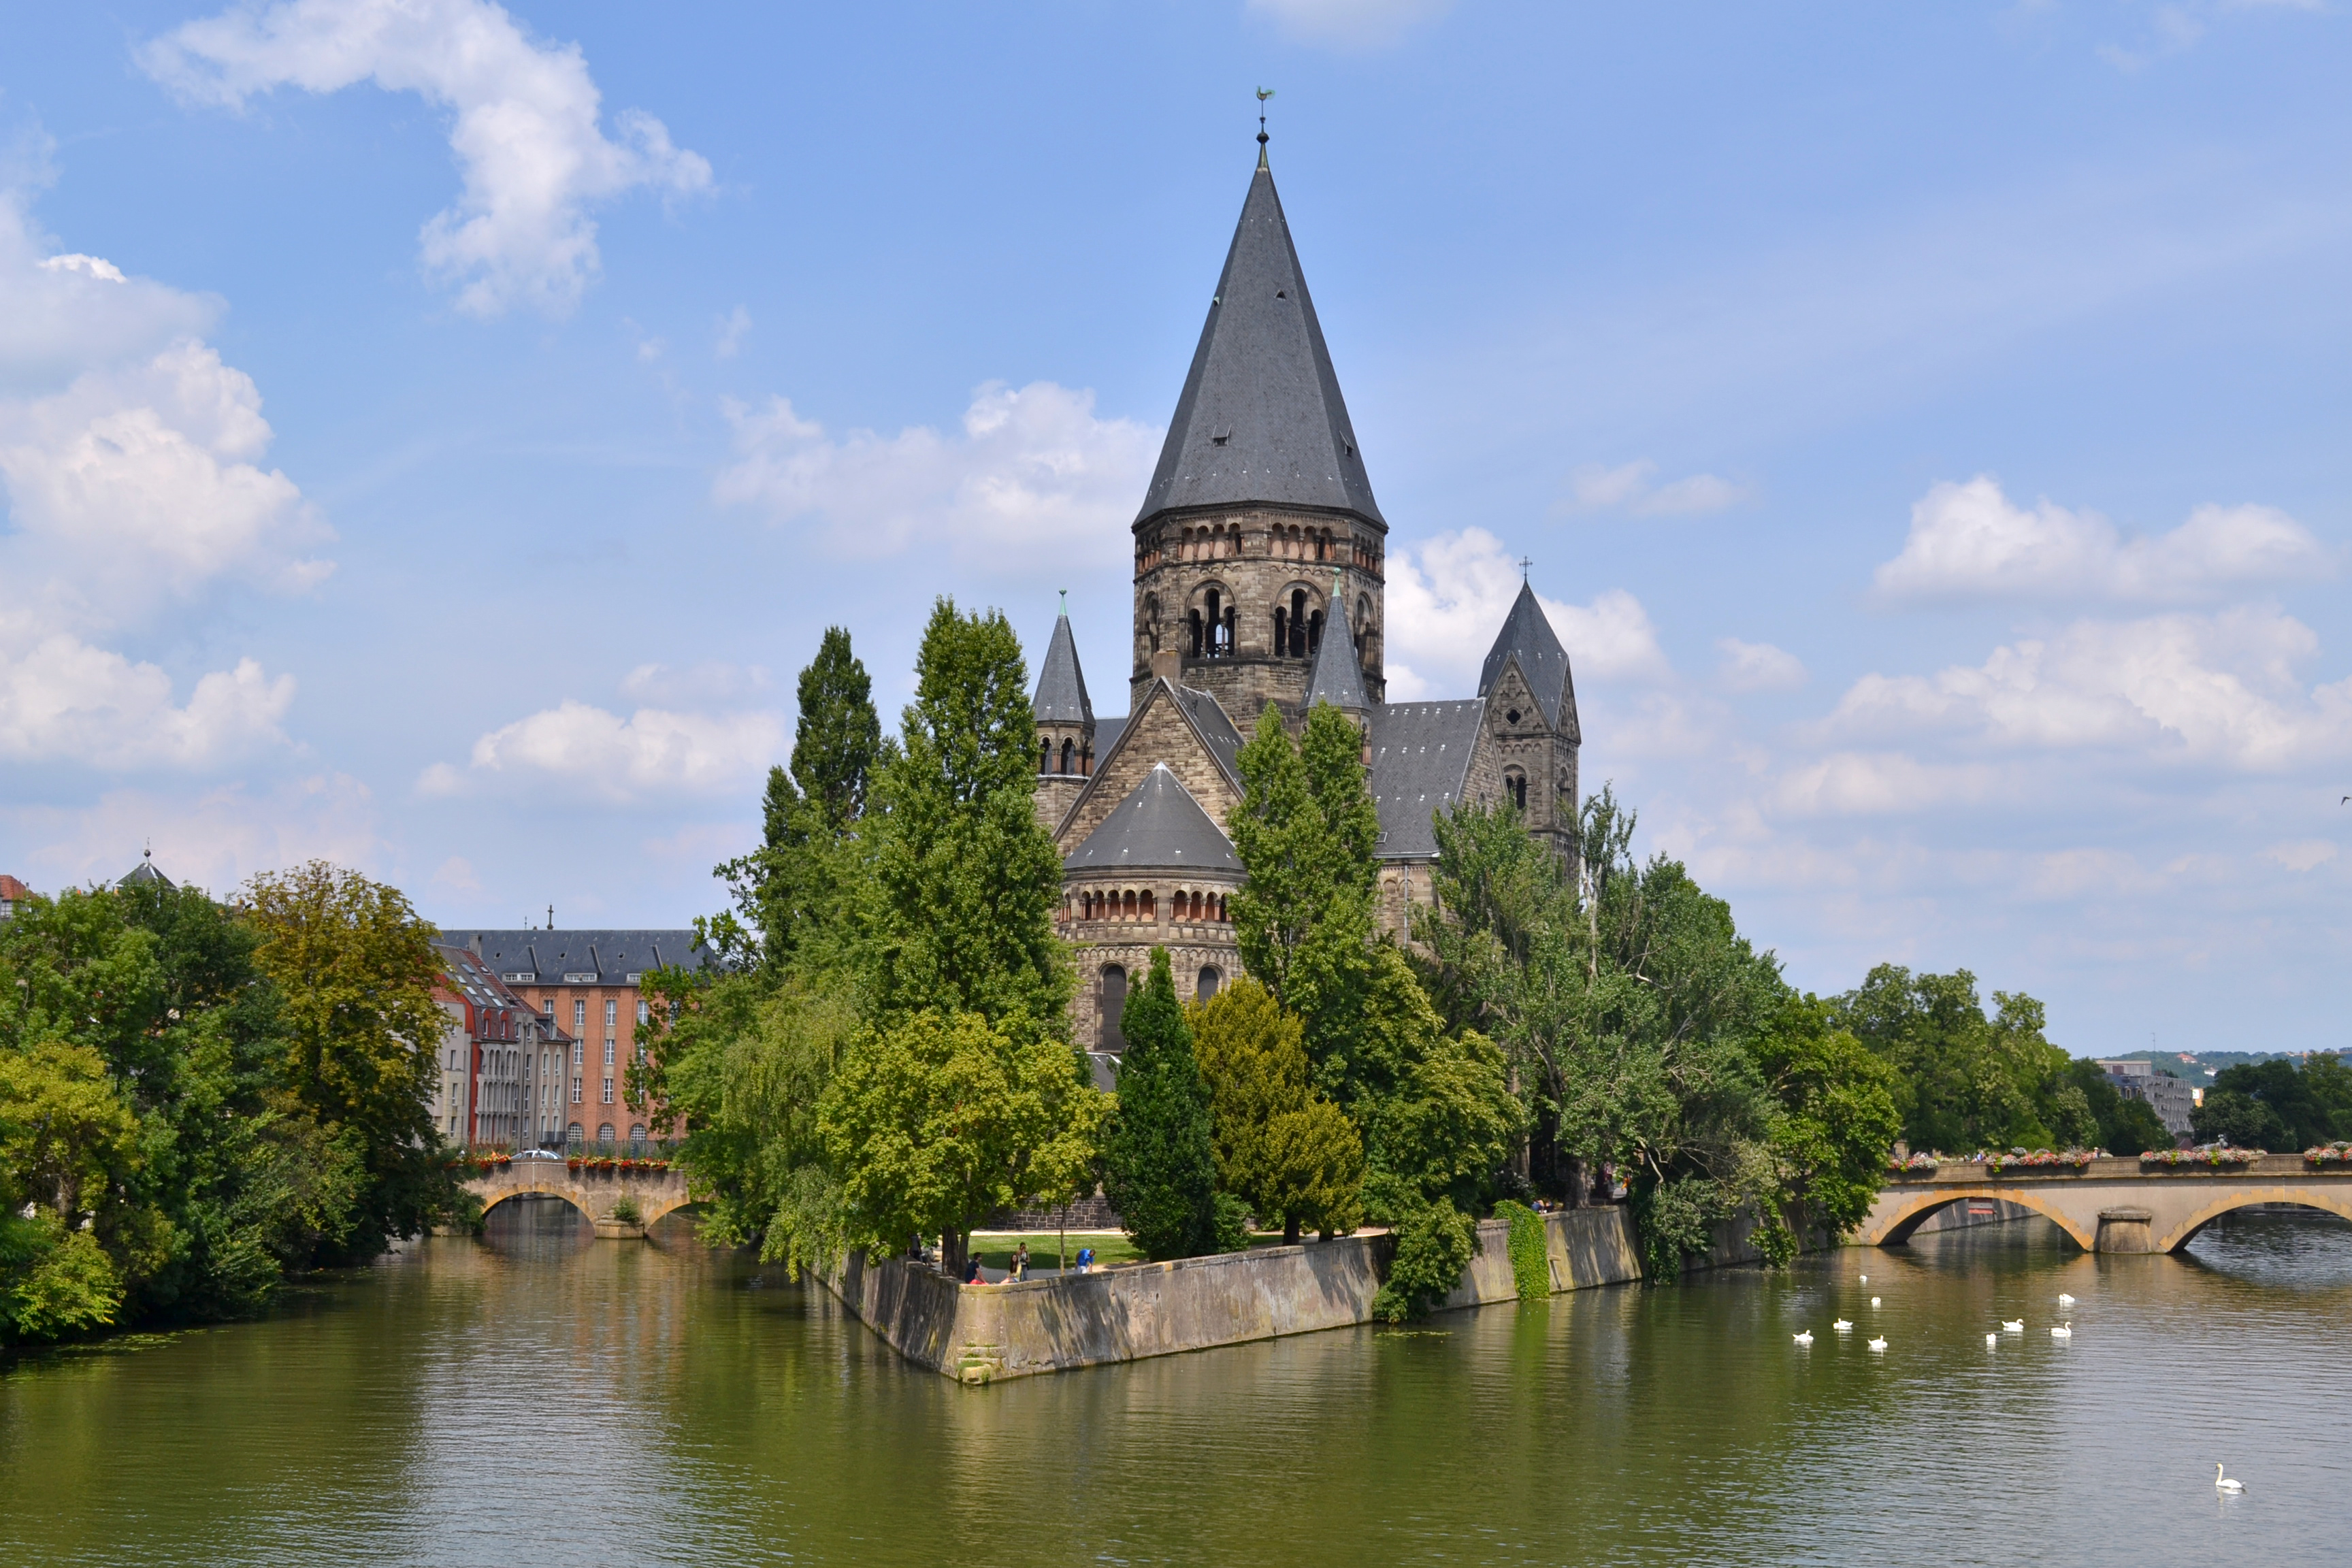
1100 949 1219 1260
865 598 1071 1029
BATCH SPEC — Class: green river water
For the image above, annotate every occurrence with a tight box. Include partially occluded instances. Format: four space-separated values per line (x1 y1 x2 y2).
5 1201 2349 1567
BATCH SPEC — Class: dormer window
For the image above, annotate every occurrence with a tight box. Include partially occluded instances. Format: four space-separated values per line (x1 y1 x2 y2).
1211 429 1231 446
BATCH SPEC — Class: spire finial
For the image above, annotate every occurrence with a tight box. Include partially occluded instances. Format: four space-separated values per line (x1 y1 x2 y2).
1256 87 1275 169
1058 588 1068 615
1518 555 1533 583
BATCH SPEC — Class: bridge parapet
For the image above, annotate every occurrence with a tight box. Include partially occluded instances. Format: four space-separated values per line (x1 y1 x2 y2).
462 1159 695 1239
1861 1155 2352 1253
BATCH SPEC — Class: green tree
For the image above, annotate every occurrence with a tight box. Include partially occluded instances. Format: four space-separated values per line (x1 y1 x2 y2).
1228 703 1381 1089
1189 977 1362 1244
1099 949 1219 1260
2193 1057 2351 1150
2055 1058 2168 1156
242 862 455 1258
866 598 1071 1032
1752 997 1901 1245
818 1009 1103 1280
1833 965 2065 1153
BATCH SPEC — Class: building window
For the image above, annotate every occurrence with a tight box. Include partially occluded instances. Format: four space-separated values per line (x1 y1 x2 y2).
1100 964 1128 1053
602 1077 614 1103
598 1123 615 1143
605 998 617 1028
629 1123 647 1147
637 999 649 1026
573 999 587 1032
1198 966 1222 1000
572 1077 583 1104
604 1037 616 1066
572 1039 583 1066
1505 768 1528 812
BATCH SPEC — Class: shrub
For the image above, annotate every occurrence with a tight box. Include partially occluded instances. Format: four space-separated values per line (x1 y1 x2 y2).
610 1194 644 1226
1497 1199 1548 1301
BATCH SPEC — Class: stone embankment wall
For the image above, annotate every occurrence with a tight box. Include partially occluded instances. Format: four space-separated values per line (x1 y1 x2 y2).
823 1207 1645 1384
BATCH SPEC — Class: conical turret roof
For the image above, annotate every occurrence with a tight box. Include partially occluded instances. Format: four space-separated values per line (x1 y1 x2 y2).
1064 764 1241 874
1305 586 1371 712
1478 581 1576 733
1033 610 1092 725
1134 152 1384 527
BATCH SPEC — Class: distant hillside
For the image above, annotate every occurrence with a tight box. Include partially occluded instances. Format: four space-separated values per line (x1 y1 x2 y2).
2089 1048 2332 1082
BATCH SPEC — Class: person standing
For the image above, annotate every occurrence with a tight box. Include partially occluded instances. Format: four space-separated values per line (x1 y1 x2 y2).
1013 1241 1030 1281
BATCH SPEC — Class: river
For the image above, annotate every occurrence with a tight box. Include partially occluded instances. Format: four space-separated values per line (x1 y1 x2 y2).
5 1202 2349 1566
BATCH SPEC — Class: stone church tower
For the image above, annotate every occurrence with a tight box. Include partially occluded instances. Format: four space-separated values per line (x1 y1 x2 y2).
1128 135 1388 721
1033 134 1584 1062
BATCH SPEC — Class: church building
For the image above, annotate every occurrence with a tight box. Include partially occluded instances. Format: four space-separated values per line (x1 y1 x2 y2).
1034 135 1583 1059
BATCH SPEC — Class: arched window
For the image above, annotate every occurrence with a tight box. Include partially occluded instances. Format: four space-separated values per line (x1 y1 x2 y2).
567 1122 583 1147
1190 890 1205 920
1223 605 1237 654
629 1123 647 1147
1273 606 1287 655
1205 589 1223 655
1039 738 1051 774
1100 965 1128 1051
1308 610 1324 655
1060 738 1075 774
1505 768 1528 812
1290 589 1309 656
1188 609 1203 658
598 1123 616 1144
1197 966 1222 1000
1141 890 1156 920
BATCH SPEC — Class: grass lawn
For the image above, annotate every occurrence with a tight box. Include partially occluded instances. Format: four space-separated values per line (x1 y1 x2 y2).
968 1231 1143 1273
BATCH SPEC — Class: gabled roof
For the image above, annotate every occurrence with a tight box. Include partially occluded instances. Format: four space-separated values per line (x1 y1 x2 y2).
1033 612 1093 726
1477 582 1578 736
1134 153 1384 527
1169 685 1247 781
1304 593 1371 711
1051 680 1245 845
1366 700 1487 860
1064 764 1242 875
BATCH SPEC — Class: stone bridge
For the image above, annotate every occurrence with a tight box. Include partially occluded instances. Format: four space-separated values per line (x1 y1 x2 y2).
1859 1154 2352 1253
463 1159 696 1239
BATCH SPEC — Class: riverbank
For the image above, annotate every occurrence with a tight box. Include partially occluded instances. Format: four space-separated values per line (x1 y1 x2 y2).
821 1207 1648 1382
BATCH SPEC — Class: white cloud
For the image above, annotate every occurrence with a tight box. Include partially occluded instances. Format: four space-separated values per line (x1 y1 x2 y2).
0 639 294 768
1245 0 1456 46
1717 637 1807 692
142 0 712 318
2264 838 2338 873
713 380 1160 572
1564 459 1749 517
1775 752 2002 817
617 661 771 704
0 193 321 773
427 699 783 803
2 772 381 897
431 854 483 893
1873 476 2330 604
1384 526 1669 698
1822 606 2352 770
714 305 751 359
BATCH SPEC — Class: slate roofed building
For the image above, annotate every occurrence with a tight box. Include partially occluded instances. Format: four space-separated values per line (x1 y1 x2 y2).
438 926 720 1147
1036 133 1582 1058
430 943 576 1148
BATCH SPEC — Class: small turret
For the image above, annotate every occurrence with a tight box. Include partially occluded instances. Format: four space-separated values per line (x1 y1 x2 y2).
1032 595 1097 832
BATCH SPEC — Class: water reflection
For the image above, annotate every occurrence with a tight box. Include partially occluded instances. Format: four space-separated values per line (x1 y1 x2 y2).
5 1209 2347 1566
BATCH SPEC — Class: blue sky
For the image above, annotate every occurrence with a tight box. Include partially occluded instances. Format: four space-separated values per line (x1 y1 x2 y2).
1 0 2346 1058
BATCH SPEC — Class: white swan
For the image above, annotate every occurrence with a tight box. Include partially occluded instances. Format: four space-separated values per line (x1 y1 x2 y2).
1984 1332 1997 1347
2002 1319 2024 1333
1832 1318 1853 1332
2051 1322 2072 1339
1859 1274 1867 1283
2058 1292 2076 1306
1867 1337 1888 1352
2215 1463 2243 1494
1871 1296 1882 1308
1793 1330 1814 1345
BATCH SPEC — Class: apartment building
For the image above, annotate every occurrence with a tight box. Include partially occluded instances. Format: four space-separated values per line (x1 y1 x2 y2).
0 874 30 921
431 943 575 1147
440 927 718 1148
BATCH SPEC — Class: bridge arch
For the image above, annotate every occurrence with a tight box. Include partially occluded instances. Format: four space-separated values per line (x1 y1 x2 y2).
464 1166 696 1232
2157 1188 2352 1252
1861 1185 2097 1251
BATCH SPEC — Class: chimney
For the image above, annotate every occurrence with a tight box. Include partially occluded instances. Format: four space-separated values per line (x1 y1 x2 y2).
468 933 483 958
1150 649 1181 686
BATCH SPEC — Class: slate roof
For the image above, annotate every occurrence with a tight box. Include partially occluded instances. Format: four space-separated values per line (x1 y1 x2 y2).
1032 612 1093 725
1064 764 1242 875
1303 593 1371 710
1478 582 1578 735
440 929 719 986
1134 154 1385 527
1366 700 1487 860
1171 685 1247 783
1095 713 1129 757
433 943 576 1046
119 851 174 890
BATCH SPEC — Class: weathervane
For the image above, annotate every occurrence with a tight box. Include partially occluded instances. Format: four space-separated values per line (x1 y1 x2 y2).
1256 86 1275 159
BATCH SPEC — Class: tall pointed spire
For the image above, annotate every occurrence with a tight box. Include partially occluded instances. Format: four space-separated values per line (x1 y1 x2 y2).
1033 606 1093 725
1479 581 1578 736
1305 572 1371 713
1132 150 1384 527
